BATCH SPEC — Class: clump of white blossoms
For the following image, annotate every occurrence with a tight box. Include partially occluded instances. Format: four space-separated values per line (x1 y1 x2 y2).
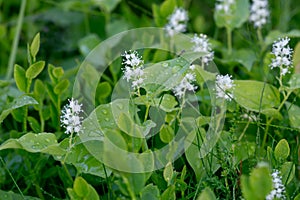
216 74 235 100
270 37 293 76
122 50 145 89
266 170 286 200
249 0 269 28
215 0 235 14
60 98 83 135
165 7 188 36
191 34 214 66
173 73 197 99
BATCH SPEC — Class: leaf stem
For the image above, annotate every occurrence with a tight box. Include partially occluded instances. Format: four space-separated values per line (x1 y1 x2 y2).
226 27 232 55
6 0 27 80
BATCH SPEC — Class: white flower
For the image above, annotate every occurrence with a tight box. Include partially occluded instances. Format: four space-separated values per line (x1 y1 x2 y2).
60 98 83 135
215 0 235 14
173 73 197 98
270 37 293 76
191 34 214 65
165 7 188 36
216 74 235 100
266 170 286 200
249 0 269 28
122 51 145 89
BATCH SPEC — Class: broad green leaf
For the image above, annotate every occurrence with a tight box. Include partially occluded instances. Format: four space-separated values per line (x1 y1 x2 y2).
214 0 250 30
234 80 280 112
74 177 89 197
0 95 38 124
274 139 290 162
265 29 300 46
96 81 112 99
30 32 40 61
34 79 46 100
159 124 174 143
288 73 300 90
54 79 70 94
294 193 300 200
281 162 295 185
14 64 27 92
0 190 40 200
241 163 273 200
26 61 45 79
163 162 173 184
285 102 300 129
0 132 65 155
161 185 176 200
159 94 178 112
140 184 160 200
197 187 217 200
67 188 80 200
160 0 177 18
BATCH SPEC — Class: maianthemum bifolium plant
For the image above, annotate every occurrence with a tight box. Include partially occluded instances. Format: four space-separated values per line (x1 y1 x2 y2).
0 0 300 199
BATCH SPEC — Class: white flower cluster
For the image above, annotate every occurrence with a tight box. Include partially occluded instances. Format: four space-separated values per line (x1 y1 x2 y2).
191 34 214 65
266 170 286 200
60 98 83 135
215 0 235 14
249 0 269 28
270 37 293 76
122 51 145 89
173 72 197 99
216 74 235 100
165 7 188 36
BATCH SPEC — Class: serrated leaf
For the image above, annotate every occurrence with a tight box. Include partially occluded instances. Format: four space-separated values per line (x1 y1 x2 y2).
0 95 38 124
274 139 290 161
0 132 66 155
30 32 40 61
14 64 27 92
26 61 45 79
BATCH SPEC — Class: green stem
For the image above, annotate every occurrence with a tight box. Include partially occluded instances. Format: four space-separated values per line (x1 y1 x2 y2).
226 27 232 55
6 0 27 80
257 28 264 49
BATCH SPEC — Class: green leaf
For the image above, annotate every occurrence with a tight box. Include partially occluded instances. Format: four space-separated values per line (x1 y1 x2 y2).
34 79 46 100
265 29 300 46
293 42 300 68
0 190 40 200
55 138 112 178
285 102 300 129
54 79 70 95
161 185 176 200
163 162 173 184
159 124 174 143
234 80 280 112
74 177 89 197
159 94 178 112
274 139 290 162
232 49 256 71
14 64 27 92
288 73 300 90
26 61 45 79
294 193 300 200
96 81 112 99
30 32 40 61
0 132 66 155
52 67 64 79
281 162 295 185
27 116 41 133
140 184 160 200
197 187 217 200
0 95 38 124
214 0 250 30
160 0 177 18
241 163 273 200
